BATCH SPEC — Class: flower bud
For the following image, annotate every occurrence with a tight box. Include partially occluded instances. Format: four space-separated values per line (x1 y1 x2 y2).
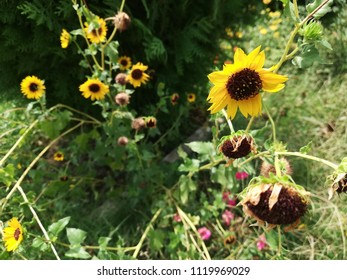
115 92 130 106
171 93 179 105
145 116 157 128
114 11 131 32
299 21 323 42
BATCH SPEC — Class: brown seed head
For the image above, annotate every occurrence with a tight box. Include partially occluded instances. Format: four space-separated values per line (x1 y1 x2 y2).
114 11 131 32
117 136 129 146
260 158 292 177
131 117 146 131
220 135 255 159
115 73 128 85
115 92 130 106
145 117 157 128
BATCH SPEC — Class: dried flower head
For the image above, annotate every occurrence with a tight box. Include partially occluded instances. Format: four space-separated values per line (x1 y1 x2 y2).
260 158 292 177
115 73 128 85
328 157 347 199
115 92 130 106
131 117 146 131
241 177 309 228
114 11 131 32
117 136 129 146
218 131 256 161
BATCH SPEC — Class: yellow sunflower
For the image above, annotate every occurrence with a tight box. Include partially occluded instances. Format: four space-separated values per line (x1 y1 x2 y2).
54 151 64 161
79 78 109 101
20 75 46 100
127 62 150 88
207 46 288 119
60 29 70 48
187 93 196 103
84 17 108 44
118 56 132 70
3 218 24 252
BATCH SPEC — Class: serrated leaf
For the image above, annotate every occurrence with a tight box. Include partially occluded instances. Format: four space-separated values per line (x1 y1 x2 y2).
0 164 15 187
32 237 49 251
70 29 84 36
65 247 91 259
178 158 200 172
319 39 332 50
48 217 70 237
104 41 119 61
185 141 215 156
179 176 197 204
98 237 112 250
292 45 319 68
177 145 187 159
299 141 313 154
148 229 165 251
284 1 297 22
66 228 87 246
306 0 333 19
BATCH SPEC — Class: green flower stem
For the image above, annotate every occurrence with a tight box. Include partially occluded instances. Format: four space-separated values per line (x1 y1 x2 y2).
275 151 338 169
73 40 93 72
277 225 282 256
273 0 331 72
265 106 276 143
245 116 255 133
236 151 270 168
222 109 234 133
17 185 61 260
0 122 84 215
132 208 162 259
176 205 211 260
198 158 224 171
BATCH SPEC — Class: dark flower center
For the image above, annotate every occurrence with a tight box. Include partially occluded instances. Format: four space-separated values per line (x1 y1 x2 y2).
120 59 128 66
92 27 103 37
226 68 262 101
89 83 100 93
29 83 38 92
131 69 143 80
14 228 21 241
245 186 307 225
337 174 347 193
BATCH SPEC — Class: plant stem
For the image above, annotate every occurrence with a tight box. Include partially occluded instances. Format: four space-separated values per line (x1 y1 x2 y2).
132 208 162 259
245 116 255 133
277 225 282 256
222 109 234 133
275 151 338 169
265 106 276 143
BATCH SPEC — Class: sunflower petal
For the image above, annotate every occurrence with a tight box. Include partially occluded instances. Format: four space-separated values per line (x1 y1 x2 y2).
237 99 250 118
245 46 262 67
234 48 247 64
262 82 285 93
249 50 265 70
259 70 288 83
208 92 229 113
227 101 238 119
208 70 229 85
207 85 227 100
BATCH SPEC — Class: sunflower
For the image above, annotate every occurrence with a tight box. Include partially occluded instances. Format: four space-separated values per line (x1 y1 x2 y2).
127 62 150 88
79 78 109 101
118 56 132 70
187 93 196 103
3 218 24 252
20 75 46 100
60 29 70 48
207 46 288 119
54 151 64 161
84 17 108 44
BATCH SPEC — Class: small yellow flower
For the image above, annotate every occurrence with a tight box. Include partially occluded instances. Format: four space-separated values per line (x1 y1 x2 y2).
269 24 278 31
20 75 46 100
84 17 108 44
171 93 180 105
54 151 64 161
60 29 70 48
127 62 150 88
207 46 288 119
263 0 272 4
187 93 196 103
118 56 132 70
235 31 243 39
3 218 24 252
260 28 268 35
269 11 281 18
79 78 109 101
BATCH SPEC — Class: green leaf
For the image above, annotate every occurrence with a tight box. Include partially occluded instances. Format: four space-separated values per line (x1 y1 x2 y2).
179 175 197 204
39 110 72 139
70 28 84 36
292 44 320 68
148 229 165 251
98 237 112 250
32 237 49 251
185 141 215 156
306 0 333 19
178 158 200 172
104 41 119 61
299 141 313 154
0 164 15 187
48 217 70 237
66 228 87 246
319 39 332 50
283 1 297 22
177 145 188 159
279 0 289 4
65 247 91 259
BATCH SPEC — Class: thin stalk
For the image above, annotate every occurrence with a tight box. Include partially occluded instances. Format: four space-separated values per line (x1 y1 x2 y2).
265 106 276 143
222 109 234 133
245 116 255 133
17 186 61 260
275 151 338 169
132 208 162 259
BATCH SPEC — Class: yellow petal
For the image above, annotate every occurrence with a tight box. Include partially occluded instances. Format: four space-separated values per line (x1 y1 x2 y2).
249 50 265 70
208 93 229 113
245 46 262 67
207 86 227 100
251 94 262 116
234 47 247 64
236 99 250 118
227 101 238 119
208 71 229 85
259 70 288 83
262 82 285 93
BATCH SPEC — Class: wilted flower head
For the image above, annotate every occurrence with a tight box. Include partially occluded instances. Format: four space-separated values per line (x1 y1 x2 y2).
131 117 146 131
171 93 180 105
241 176 310 228
117 136 129 146
197 227 211 241
260 158 292 177
218 131 256 161
115 92 130 106
328 157 347 199
113 11 131 32
115 73 128 85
